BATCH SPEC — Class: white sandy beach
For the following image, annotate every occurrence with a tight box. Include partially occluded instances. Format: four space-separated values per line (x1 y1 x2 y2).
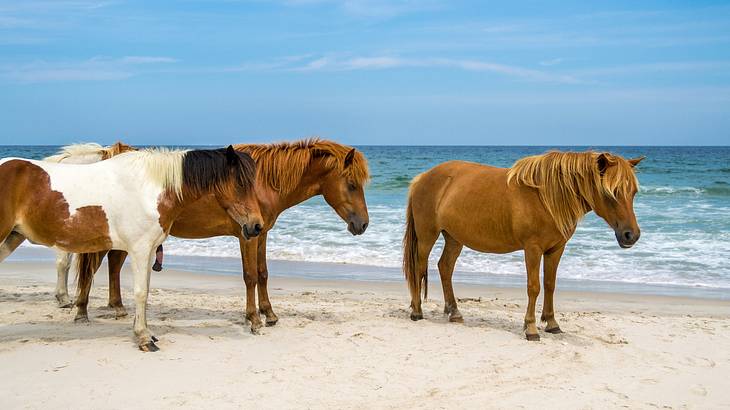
1 260 729 409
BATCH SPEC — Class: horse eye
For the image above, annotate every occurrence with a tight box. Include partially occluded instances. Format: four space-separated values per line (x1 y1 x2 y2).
348 182 357 191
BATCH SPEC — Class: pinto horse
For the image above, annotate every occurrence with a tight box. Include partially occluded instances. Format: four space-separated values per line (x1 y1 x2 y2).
73 138 370 333
0 146 263 351
403 151 644 341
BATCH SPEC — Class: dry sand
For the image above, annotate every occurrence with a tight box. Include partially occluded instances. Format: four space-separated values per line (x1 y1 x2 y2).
1 260 729 409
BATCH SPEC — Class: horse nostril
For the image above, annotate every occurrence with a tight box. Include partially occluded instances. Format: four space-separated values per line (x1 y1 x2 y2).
362 222 368 231
254 223 262 235
623 231 633 242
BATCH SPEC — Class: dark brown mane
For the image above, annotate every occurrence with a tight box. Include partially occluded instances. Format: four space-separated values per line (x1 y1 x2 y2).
233 138 369 194
182 148 256 197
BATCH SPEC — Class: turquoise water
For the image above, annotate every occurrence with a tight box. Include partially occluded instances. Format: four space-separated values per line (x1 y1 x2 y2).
2 145 729 296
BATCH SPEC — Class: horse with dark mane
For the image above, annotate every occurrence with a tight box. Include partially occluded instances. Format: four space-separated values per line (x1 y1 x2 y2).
72 138 370 333
403 151 644 340
0 146 262 351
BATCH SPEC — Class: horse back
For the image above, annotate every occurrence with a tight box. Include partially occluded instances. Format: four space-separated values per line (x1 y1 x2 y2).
410 160 561 253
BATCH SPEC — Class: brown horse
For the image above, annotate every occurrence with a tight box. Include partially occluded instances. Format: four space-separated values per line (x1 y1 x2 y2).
403 151 644 341
74 138 370 333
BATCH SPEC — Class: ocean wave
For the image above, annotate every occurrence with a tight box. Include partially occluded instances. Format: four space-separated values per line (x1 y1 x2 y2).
640 185 730 196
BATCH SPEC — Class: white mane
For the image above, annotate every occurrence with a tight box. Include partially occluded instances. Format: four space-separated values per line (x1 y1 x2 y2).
44 143 106 164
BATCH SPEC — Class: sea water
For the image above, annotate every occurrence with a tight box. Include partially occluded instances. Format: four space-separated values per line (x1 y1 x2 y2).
2 145 728 297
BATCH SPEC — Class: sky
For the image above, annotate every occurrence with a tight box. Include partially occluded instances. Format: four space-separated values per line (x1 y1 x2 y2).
1 0 729 146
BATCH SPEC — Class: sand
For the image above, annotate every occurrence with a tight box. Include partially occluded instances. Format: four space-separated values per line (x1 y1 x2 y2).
1 260 729 409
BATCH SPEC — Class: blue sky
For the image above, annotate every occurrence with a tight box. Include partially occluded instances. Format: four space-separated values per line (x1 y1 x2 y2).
1 0 729 145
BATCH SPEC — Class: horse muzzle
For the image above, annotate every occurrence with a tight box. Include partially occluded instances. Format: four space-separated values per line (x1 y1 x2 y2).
615 228 640 249
347 213 369 236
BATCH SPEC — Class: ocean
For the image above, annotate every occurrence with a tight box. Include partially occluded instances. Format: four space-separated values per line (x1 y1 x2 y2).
2 145 729 298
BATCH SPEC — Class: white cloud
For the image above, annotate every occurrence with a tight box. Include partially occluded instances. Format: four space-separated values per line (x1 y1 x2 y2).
287 55 582 83
0 55 178 84
539 58 564 66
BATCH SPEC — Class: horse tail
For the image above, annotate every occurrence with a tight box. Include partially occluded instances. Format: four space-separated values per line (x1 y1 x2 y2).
76 251 104 300
403 186 427 303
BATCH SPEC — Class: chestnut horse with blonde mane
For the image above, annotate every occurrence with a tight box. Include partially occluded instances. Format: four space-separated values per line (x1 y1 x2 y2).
404 151 644 341
73 138 370 333
0 146 263 351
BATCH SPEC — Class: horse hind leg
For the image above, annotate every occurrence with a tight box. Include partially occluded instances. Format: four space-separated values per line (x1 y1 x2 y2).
438 232 464 323
0 231 26 263
106 250 128 318
54 251 74 308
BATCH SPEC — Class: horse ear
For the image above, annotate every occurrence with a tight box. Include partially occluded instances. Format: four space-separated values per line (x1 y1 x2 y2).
597 153 616 175
628 156 645 168
344 148 356 169
225 145 239 166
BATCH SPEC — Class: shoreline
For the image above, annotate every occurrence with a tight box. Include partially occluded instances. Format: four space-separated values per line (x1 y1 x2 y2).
8 245 730 301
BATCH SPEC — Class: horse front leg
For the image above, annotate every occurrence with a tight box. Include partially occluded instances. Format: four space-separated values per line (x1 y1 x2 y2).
239 237 263 334
131 248 158 352
523 246 543 341
541 244 565 334
255 233 278 326
54 251 74 308
107 250 128 318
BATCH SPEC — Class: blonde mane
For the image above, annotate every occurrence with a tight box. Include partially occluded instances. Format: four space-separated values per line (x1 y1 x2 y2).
44 141 135 163
234 138 370 194
507 151 639 238
125 148 188 198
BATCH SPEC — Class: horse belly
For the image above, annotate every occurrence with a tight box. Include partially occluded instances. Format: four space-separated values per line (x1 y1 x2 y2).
18 204 113 253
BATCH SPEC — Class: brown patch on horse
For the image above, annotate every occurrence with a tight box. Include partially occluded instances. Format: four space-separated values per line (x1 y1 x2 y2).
234 138 369 194
1 160 113 253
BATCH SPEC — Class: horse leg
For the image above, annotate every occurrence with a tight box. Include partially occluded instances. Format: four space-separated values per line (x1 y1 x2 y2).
255 233 278 326
107 250 128 318
541 245 565 334
54 251 74 308
74 252 106 323
523 246 543 341
438 232 464 323
410 232 438 321
239 237 263 334
130 248 158 352
0 231 25 263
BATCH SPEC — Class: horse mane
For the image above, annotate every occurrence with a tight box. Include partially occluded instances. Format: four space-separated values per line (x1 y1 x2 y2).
233 138 369 194
507 151 639 238
44 141 134 163
126 148 256 199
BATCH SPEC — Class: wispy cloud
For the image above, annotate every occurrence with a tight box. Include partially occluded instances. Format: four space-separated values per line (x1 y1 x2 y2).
539 58 564 66
573 61 730 76
287 55 582 83
0 55 177 84
280 0 443 19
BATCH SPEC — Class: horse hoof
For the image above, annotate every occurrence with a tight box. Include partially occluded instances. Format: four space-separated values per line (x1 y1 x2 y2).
265 318 278 327
449 315 464 323
114 309 128 319
74 315 89 323
526 333 540 342
140 341 159 352
151 335 159 342
545 326 563 334
58 301 74 309
410 312 423 321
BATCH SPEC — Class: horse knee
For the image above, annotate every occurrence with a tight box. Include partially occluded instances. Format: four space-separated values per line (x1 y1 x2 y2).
257 269 268 282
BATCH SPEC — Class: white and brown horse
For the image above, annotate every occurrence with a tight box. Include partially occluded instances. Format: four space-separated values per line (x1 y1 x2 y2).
0 146 263 351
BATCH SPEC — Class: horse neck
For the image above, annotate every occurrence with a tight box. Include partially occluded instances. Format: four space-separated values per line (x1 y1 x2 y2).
269 157 331 214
